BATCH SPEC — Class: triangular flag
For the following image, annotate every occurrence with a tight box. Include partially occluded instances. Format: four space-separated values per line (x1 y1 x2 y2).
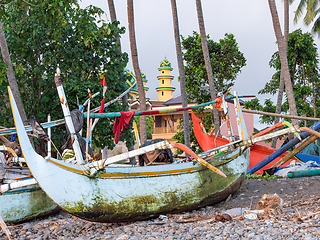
100 78 107 87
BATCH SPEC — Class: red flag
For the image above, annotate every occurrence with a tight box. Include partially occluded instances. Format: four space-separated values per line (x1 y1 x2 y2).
99 98 105 113
100 78 107 86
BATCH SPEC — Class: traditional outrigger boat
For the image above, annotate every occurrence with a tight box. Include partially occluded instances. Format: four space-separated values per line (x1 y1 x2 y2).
0 146 58 223
9 81 252 222
192 102 320 175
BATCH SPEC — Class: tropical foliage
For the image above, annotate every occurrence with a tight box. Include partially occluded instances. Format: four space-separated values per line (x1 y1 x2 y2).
245 29 320 127
134 116 154 140
293 0 320 34
173 32 246 153
0 1 133 154
181 32 246 105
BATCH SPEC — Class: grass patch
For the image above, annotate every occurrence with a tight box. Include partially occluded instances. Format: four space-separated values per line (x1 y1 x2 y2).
246 173 280 179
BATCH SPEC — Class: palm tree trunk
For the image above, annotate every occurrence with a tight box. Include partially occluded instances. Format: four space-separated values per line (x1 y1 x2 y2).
107 0 128 107
271 0 289 148
268 0 298 127
0 22 27 123
195 0 220 133
127 0 147 144
170 0 190 148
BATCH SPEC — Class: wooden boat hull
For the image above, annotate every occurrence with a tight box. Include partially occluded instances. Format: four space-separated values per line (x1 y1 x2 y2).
17 152 249 223
9 89 250 222
0 179 58 223
42 149 249 222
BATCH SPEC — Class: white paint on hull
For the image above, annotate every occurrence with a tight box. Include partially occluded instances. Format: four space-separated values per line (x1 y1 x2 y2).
9 87 250 222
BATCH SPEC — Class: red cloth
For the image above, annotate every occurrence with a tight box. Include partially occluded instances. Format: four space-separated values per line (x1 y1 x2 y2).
213 97 223 110
99 98 105 113
113 111 135 144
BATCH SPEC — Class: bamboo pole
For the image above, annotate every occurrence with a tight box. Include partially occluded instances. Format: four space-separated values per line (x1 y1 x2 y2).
54 67 84 165
272 128 320 168
47 114 51 158
85 95 255 119
85 89 92 163
242 109 320 121
0 178 37 194
0 215 11 240
171 142 227 178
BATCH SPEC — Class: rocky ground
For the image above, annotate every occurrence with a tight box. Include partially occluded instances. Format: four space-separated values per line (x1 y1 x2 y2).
1 176 320 240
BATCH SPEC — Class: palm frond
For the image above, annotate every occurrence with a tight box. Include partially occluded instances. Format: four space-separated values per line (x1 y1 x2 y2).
294 0 308 23
312 16 320 34
304 0 319 25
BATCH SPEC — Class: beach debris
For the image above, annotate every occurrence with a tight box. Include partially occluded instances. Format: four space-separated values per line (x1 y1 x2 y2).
222 207 249 216
158 215 168 221
243 213 257 219
257 193 283 214
214 213 232 222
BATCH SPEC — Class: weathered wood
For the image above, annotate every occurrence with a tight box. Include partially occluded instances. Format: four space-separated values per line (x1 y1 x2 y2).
0 178 37 194
0 215 11 240
242 109 320 121
272 134 319 168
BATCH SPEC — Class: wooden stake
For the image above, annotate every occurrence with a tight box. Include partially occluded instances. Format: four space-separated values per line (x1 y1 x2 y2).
85 89 92 163
0 215 11 240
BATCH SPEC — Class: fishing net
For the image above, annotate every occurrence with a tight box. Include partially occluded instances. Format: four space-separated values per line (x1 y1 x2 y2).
138 138 173 166
61 133 94 160
27 117 49 140
66 109 84 134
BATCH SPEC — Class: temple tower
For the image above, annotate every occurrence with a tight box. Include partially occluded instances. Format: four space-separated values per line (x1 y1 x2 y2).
124 68 149 101
156 58 175 102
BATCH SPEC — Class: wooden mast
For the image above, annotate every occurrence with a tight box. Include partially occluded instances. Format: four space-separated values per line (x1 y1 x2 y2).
54 67 84 165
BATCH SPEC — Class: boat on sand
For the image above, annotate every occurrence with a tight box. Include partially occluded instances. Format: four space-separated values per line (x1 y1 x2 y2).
0 146 58 223
9 86 251 223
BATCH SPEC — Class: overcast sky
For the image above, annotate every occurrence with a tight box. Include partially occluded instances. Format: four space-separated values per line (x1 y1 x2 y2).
80 0 318 128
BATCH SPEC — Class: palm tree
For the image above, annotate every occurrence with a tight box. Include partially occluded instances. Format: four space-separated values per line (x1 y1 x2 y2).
0 22 28 123
293 0 320 32
195 0 220 133
107 0 128 106
268 0 298 126
271 0 289 148
127 0 147 144
170 0 190 148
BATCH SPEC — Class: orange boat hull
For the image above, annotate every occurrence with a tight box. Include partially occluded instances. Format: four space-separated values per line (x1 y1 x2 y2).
191 112 298 175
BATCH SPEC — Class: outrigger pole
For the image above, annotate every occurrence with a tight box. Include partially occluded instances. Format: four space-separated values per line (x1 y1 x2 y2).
84 95 255 118
54 67 84 165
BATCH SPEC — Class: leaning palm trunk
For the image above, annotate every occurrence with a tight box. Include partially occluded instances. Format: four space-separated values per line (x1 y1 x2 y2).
170 0 190 148
127 0 147 144
271 0 289 148
107 0 128 106
268 0 298 127
195 0 220 133
0 22 27 123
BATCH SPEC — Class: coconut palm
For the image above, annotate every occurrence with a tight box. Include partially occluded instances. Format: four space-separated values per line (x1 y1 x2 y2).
127 0 147 144
107 0 128 106
293 0 320 32
0 22 27 124
195 0 220 133
271 0 289 148
293 0 320 33
170 0 190 148
268 0 298 126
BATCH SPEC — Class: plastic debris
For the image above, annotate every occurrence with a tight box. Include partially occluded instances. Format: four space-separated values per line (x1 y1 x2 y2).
159 215 168 220
244 213 257 219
